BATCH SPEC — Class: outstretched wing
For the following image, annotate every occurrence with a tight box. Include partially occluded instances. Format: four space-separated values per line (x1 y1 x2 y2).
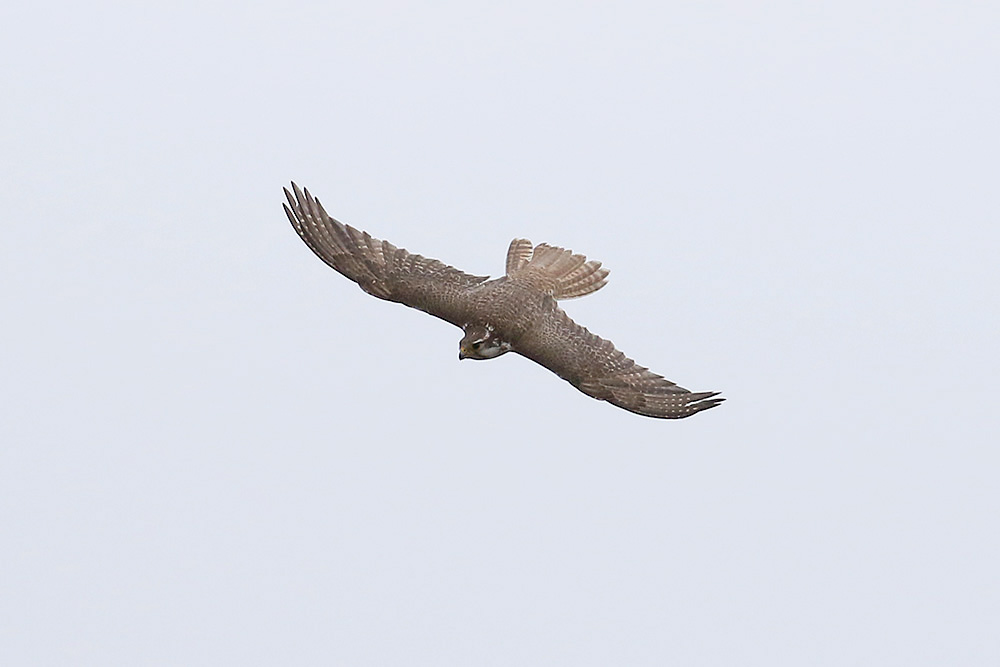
284 183 489 328
514 301 723 419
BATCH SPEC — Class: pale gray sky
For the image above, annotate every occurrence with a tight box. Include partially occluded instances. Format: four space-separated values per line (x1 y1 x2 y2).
2 2 997 665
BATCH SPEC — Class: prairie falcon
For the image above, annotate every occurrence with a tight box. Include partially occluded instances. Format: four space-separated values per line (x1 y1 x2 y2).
284 183 723 419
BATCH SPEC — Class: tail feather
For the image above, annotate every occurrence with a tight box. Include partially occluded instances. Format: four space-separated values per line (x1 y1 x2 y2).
557 260 610 299
508 241 610 299
505 239 534 275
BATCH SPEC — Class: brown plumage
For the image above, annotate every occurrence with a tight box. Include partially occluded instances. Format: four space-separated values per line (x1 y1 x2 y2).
284 182 723 419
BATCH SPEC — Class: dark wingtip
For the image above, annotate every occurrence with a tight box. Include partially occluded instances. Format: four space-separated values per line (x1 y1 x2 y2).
283 182 302 212
691 394 725 414
282 202 296 226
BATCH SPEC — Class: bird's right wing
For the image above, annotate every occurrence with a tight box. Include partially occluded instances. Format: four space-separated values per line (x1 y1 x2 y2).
514 301 724 419
284 183 489 328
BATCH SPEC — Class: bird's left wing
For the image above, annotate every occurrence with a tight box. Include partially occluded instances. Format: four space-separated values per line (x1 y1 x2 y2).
284 183 489 328
513 301 723 419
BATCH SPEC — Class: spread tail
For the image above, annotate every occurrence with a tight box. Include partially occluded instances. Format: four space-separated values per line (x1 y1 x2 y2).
505 240 610 299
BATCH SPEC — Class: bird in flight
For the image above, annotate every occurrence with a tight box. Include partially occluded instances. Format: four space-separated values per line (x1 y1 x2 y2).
284 183 723 418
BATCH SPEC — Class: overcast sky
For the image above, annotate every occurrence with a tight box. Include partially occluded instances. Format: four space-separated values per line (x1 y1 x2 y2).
2 2 997 665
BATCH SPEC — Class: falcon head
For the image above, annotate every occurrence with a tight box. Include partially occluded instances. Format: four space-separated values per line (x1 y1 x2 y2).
459 324 511 361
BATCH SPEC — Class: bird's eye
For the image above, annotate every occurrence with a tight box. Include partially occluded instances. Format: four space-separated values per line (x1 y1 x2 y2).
472 341 482 349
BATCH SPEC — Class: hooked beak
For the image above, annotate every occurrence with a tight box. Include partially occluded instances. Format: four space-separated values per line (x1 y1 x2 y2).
458 348 467 360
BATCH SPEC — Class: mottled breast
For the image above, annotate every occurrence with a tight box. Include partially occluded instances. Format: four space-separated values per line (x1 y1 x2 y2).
470 277 551 343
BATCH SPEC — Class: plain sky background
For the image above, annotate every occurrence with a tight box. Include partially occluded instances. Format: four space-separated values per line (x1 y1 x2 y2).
2 2 997 665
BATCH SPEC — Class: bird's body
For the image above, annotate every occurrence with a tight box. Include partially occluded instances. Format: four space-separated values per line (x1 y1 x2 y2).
284 182 723 419
461 275 549 346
